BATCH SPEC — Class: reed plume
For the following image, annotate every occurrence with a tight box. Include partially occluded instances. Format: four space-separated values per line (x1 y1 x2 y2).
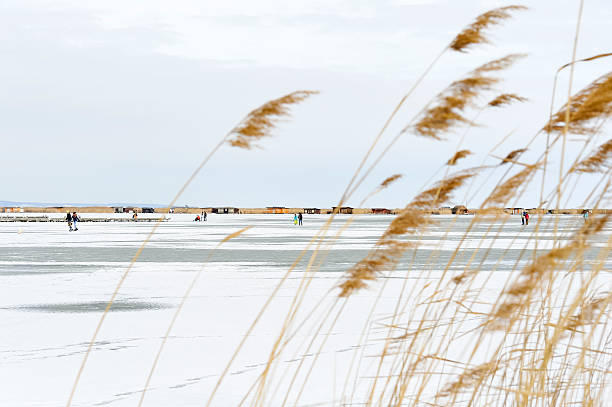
227 90 317 149
500 148 527 165
488 93 527 107
572 138 612 173
438 361 499 398
380 174 403 189
447 150 472 166
565 293 612 333
490 215 609 326
546 72 612 135
474 54 527 73
411 55 524 140
449 6 527 52
486 164 537 205
339 169 478 297
411 169 478 209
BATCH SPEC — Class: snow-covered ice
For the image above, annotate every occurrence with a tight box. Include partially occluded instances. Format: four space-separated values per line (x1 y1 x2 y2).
0 214 608 406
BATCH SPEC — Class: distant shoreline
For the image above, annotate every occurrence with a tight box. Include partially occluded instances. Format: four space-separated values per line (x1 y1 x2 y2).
1 206 609 216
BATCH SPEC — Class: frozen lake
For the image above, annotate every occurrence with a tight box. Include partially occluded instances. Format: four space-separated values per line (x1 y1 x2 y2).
1 213 609 406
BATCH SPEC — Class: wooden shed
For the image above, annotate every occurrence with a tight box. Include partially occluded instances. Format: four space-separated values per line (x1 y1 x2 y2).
333 206 353 214
212 207 239 214
266 207 289 214
304 208 321 214
371 208 392 215
452 205 468 215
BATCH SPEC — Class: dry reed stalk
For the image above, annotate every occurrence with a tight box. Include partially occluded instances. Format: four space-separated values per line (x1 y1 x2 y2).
438 212 604 404
486 164 538 206
66 89 314 407
67 89 314 407
227 90 317 149
489 215 610 327
449 6 527 52
572 138 612 173
340 8 525 204
447 149 472 166
437 361 500 398
411 54 524 140
500 148 527 165
338 169 477 297
564 293 612 334
138 226 253 407
557 52 612 73
488 93 527 107
372 169 524 404
545 72 612 136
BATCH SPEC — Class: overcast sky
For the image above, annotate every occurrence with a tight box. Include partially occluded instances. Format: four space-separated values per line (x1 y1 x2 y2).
1 0 611 208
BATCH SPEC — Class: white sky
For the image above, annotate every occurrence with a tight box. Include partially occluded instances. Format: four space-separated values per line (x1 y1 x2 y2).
1 0 611 208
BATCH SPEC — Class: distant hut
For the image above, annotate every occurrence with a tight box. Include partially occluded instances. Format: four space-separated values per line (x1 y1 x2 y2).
212 207 239 214
266 206 289 214
142 207 155 213
452 205 468 215
371 208 391 215
304 208 320 214
333 206 353 214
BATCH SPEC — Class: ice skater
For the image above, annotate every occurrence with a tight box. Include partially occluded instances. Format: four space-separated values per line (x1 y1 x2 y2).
72 211 79 231
66 211 73 231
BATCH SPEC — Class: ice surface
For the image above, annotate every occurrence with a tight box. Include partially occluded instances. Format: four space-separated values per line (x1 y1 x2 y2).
0 214 608 406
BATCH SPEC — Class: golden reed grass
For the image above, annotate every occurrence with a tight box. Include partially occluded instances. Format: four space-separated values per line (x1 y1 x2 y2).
338 168 478 297
572 138 612 173
411 54 524 139
488 93 527 108
227 90 318 149
250 7 612 407
490 215 609 328
500 148 527 165
380 174 404 189
98 5 612 407
447 150 472 166
66 90 316 406
546 72 612 136
449 6 527 52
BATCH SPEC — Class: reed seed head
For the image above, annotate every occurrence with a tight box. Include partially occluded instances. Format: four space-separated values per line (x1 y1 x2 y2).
500 148 527 165
447 150 473 166
412 55 523 139
488 93 527 107
546 72 612 135
450 6 527 52
380 174 403 189
227 90 317 149
572 139 612 173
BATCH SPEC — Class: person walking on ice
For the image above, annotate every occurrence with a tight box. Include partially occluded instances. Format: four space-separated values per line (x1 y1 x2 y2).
72 211 79 231
298 213 303 226
524 211 530 225
66 211 73 231
293 213 298 225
